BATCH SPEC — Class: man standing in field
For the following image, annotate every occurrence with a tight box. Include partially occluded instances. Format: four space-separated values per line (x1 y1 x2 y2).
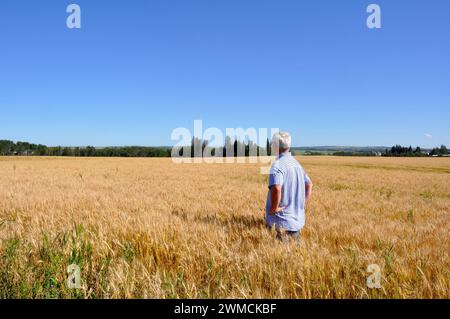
266 132 313 241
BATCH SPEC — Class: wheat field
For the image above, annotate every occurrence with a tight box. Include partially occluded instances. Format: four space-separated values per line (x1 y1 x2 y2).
0 156 449 298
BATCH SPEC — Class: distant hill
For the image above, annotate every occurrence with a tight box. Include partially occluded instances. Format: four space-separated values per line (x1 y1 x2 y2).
291 146 389 155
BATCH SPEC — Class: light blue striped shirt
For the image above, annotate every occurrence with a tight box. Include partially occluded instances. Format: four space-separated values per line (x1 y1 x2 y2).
265 152 311 231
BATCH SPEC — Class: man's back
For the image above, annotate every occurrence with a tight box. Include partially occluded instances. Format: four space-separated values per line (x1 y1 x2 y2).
265 152 311 232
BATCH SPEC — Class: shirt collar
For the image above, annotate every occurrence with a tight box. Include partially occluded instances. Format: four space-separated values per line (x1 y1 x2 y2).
277 151 291 159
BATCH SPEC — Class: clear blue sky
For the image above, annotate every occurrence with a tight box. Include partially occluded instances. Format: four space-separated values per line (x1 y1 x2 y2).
0 0 449 147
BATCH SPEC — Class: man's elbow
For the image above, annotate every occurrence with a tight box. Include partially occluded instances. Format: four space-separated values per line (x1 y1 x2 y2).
306 182 313 195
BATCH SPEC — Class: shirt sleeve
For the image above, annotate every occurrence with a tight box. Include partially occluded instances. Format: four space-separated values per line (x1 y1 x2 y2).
269 166 284 187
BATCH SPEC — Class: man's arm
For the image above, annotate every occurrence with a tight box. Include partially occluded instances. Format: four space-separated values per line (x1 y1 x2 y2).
305 181 313 204
269 185 285 215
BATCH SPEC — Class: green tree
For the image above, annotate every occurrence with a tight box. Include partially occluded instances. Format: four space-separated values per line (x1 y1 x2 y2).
266 138 271 156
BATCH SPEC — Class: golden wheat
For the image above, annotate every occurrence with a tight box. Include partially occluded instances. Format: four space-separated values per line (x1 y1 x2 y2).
0 156 449 298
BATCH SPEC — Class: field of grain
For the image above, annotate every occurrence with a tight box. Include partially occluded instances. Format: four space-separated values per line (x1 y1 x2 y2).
0 156 448 298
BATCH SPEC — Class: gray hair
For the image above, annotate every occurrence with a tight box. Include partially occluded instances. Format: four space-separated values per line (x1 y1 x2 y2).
272 131 292 151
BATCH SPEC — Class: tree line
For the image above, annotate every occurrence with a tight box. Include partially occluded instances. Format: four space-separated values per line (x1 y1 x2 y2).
176 137 272 158
382 145 448 157
1 139 448 158
0 140 171 157
0 137 273 158
333 145 449 157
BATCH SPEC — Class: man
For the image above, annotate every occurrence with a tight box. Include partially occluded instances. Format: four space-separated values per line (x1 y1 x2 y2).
266 132 313 241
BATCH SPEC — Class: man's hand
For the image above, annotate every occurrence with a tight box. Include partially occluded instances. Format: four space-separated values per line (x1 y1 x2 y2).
269 184 284 215
269 205 286 215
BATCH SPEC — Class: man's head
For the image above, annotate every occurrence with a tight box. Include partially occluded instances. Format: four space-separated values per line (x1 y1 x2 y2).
271 131 292 155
